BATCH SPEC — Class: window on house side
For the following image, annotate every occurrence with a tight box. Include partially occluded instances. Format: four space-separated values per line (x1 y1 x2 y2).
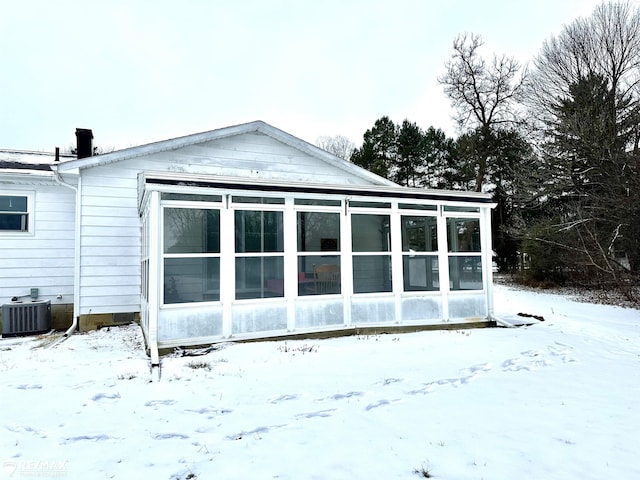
235 210 284 300
0 195 29 233
401 215 439 291
351 214 392 293
447 217 482 291
297 211 341 296
163 207 221 304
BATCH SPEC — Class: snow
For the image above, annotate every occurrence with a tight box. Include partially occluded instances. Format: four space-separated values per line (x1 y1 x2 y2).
1 285 639 479
0 150 74 165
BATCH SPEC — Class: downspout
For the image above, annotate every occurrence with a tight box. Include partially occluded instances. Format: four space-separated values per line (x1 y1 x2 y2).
51 162 81 342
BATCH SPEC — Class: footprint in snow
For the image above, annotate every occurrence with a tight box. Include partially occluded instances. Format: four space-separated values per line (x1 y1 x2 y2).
317 391 363 402
296 408 337 419
62 434 113 444
227 425 286 441
270 394 298 403
465 362 492 374
5 424 44 435
365 399 390 411
145 399 177 408
91 392 120 402
407 385 435 395
521 349 543 357
457 364 491 384
502 358 534 372
548 343 576 362
381 378 402 386
15 384 42 390
184 407 232 415
502 354 549 372
151 433 189 440
406 365 490 395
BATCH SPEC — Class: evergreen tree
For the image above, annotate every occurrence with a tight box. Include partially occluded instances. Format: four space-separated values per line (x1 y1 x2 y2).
422 127 456 190
395 120 426 187
350 116 397 179
523 73 640 294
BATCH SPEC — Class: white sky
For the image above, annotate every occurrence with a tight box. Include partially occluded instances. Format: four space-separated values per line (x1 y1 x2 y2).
0 0 613 152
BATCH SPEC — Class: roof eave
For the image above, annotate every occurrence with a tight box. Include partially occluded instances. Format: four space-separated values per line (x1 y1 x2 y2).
142 170 494 204
53 121 397 187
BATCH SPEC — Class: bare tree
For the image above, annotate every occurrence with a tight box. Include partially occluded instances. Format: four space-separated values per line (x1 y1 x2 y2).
438 33 526 191
439 33 526 130
527 1 640 131
315 135 356 160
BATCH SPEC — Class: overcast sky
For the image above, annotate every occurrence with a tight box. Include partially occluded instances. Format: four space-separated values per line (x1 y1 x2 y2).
0 0 613 152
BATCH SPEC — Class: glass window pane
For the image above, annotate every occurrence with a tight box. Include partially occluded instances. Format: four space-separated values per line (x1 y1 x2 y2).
263 211 284 252
297 212 340 252
297 256 340 296
449 256 483 290
401 216 438 252
353 255 392 293
447 218 481 252
232 196 284 204
0 196 27 212
349 200 391 208
235 256 284 299
164 208 220 253
162 193 222 202
399 203 437 211
403 255 439 291
294 198 341 207
352 214 391 252
235 210 284 253
0 214 27 231
444 205 480 213
164 257 220 304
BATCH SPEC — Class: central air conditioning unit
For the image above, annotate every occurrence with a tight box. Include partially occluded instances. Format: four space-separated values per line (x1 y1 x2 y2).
2 300 51 337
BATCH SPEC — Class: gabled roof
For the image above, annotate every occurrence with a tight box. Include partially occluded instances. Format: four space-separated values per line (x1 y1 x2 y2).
53 120 397 187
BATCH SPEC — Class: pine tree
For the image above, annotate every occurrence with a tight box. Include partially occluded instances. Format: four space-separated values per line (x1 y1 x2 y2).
350 116 397 179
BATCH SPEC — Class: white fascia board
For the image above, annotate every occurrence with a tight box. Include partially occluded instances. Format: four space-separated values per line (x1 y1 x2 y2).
142 171 494 205
0 171 59 186
51 164 80 176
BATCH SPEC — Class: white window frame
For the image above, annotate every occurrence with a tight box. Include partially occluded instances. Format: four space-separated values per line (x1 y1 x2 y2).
399 210 440 293
0 191 34 236
442 207 484 292
160 197 223 307
349 201 394 295
294 201 343 297
231 196 286 302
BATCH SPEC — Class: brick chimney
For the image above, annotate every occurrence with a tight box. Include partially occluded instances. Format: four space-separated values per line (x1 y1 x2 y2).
75 128 93 159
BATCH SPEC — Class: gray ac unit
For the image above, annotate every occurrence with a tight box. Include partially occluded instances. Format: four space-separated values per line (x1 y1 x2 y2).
2 300 51 337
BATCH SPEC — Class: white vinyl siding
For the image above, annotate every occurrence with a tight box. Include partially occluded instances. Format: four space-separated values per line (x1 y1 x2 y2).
78 169 140 315
143 133 374 185
0 184 75 303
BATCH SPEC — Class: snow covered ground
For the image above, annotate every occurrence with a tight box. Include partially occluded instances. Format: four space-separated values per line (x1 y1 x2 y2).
1 284 639 480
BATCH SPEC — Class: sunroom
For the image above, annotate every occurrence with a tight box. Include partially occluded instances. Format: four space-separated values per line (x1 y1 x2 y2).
139 170 495 353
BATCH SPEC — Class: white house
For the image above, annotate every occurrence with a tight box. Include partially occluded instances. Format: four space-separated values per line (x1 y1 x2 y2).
1 121 495 362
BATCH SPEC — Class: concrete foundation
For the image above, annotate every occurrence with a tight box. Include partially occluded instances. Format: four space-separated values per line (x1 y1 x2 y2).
79 312 140 331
